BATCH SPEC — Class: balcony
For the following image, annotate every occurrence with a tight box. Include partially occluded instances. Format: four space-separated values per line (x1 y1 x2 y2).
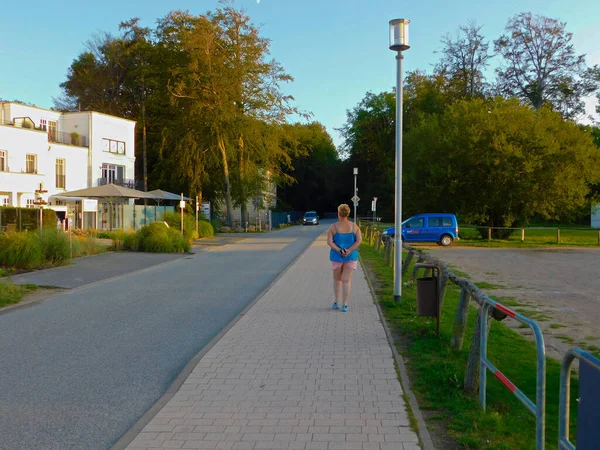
97 177 140 189
49 130 88 147
0 118 88 147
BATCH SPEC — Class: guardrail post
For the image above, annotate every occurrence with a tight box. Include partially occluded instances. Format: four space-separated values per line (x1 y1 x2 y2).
557 228 560 243
521 228 525 242
488 227 492 241
597 229 599 245
451 287 470 350
464 307 491 395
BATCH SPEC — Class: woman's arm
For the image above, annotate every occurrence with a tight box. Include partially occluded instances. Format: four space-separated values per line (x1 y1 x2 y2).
345 223 363 253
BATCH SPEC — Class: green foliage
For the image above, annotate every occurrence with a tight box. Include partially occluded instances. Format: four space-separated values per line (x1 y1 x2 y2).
162 211 198 240
0 282 38 308
135 222 190 253
197 220 214 238
40 230 70 265
0 232 44 269
403 97 600 233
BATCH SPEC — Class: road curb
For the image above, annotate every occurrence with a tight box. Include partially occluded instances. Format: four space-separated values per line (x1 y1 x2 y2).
110 229 324 450
360 254 436 450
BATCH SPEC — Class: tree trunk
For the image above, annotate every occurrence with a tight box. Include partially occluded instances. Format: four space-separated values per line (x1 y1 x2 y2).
464 308 492 395
142 103 148 191
238 137 247 227
217 135 234 227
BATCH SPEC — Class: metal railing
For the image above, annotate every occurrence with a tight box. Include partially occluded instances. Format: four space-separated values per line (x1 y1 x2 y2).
559 348 600 450
361 223 548 449
97 178 138 189
48 130 88 147
480 297 546 450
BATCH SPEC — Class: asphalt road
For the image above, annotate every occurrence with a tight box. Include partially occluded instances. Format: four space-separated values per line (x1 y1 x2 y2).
0 223 326 450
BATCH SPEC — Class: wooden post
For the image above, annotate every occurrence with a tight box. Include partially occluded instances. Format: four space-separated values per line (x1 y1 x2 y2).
598 229 600 246
402 251 414 276
464 308 492 395
451 287 470 350
521 228 525 242
488 227 492 241
557 228 560 244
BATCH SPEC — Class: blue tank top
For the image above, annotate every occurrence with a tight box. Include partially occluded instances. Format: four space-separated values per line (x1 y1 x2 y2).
330 223 359 262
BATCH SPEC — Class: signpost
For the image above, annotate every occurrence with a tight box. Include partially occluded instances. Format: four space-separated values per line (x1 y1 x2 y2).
179 194 185 236
372 196 378 222
34 183 48 234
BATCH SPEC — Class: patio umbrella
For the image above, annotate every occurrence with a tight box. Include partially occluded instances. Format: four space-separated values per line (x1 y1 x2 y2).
59 184 157 230
147 189 192 202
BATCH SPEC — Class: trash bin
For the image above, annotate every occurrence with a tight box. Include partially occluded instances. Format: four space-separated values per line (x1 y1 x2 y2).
416 276 438 317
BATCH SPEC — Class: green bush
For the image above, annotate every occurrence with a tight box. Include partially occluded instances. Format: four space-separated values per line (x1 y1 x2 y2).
0 232 44 269
135 222 190 253
198 220 214 238
40 230 70 265
162 211 198 240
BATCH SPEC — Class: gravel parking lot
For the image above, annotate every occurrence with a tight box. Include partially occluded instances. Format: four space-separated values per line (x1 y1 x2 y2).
424 247 600 361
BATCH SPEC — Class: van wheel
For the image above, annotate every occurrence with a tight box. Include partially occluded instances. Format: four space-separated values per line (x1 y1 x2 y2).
440 234 453 246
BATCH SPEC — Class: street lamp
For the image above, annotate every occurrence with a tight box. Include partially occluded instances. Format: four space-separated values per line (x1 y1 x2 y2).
353 167 358 223
389 18 410 302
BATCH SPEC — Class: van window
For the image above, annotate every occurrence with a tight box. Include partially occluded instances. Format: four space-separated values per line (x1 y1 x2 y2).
406 217 424 228
429 217 453 227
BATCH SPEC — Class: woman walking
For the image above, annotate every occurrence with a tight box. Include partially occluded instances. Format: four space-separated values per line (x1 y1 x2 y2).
327 204 362 312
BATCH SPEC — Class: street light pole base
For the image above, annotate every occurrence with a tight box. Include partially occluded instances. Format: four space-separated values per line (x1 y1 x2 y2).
394 295 402 302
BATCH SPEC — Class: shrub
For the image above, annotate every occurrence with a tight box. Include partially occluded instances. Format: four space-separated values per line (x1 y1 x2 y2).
220 226 232 233
0 232 44 269
198 220 214 238
136 222 190 253
40 230 70 265
162 211 198 240
72 236 105 257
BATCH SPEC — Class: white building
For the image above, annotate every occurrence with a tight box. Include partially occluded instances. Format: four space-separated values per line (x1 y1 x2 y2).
0 102 136 228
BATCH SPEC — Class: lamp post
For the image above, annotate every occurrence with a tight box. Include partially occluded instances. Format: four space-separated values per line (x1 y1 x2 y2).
389 18 410 302
353 167 358 223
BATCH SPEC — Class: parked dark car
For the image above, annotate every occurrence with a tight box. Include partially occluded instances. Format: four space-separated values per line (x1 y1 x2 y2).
303 211 319 225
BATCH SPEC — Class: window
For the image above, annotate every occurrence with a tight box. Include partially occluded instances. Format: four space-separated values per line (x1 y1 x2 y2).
40 119 47 131
405 217 424 228
26 154 37 174
0 150 6 172
102 163 125 184
1 197 8 206
102 138 126 155
56 159 66 189
26 198 35 208
48 121 57 142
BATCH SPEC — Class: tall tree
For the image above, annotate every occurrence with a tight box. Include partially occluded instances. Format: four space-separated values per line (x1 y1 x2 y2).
494 13 596 119
436 21 492 99
403 97 600 233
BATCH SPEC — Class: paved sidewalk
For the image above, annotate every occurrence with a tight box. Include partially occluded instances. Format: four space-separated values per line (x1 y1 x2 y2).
125 234 421 450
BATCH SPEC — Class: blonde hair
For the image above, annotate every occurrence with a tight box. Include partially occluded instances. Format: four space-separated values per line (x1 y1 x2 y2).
337 204 351 218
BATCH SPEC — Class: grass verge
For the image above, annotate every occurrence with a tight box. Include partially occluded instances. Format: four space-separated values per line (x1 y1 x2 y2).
360 243 579 449
0 282 38 308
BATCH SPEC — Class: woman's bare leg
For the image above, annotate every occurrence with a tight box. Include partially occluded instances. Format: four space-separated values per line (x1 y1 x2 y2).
333 267 343 304
341 267 355 306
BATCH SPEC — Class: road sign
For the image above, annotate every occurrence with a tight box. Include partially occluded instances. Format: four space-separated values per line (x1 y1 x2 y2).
351 195 360 203
371 201 376 211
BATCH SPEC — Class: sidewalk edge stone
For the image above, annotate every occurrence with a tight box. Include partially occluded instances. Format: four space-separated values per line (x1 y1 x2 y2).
359 254 436 450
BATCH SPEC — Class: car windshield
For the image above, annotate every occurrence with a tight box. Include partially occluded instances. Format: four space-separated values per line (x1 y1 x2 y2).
305 213 316 217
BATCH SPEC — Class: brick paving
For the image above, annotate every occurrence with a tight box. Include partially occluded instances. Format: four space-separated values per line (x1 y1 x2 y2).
125 234 420 450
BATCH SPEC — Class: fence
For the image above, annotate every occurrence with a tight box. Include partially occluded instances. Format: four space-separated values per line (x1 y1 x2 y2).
361 224 548 449
559 348 600 450
0 207 58 232
461 225 600 245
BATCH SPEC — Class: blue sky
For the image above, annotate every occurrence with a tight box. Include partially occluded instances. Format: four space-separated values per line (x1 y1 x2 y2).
1 0 598 147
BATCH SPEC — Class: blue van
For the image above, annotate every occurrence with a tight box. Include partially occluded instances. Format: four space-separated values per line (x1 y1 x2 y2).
381 213 459 246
